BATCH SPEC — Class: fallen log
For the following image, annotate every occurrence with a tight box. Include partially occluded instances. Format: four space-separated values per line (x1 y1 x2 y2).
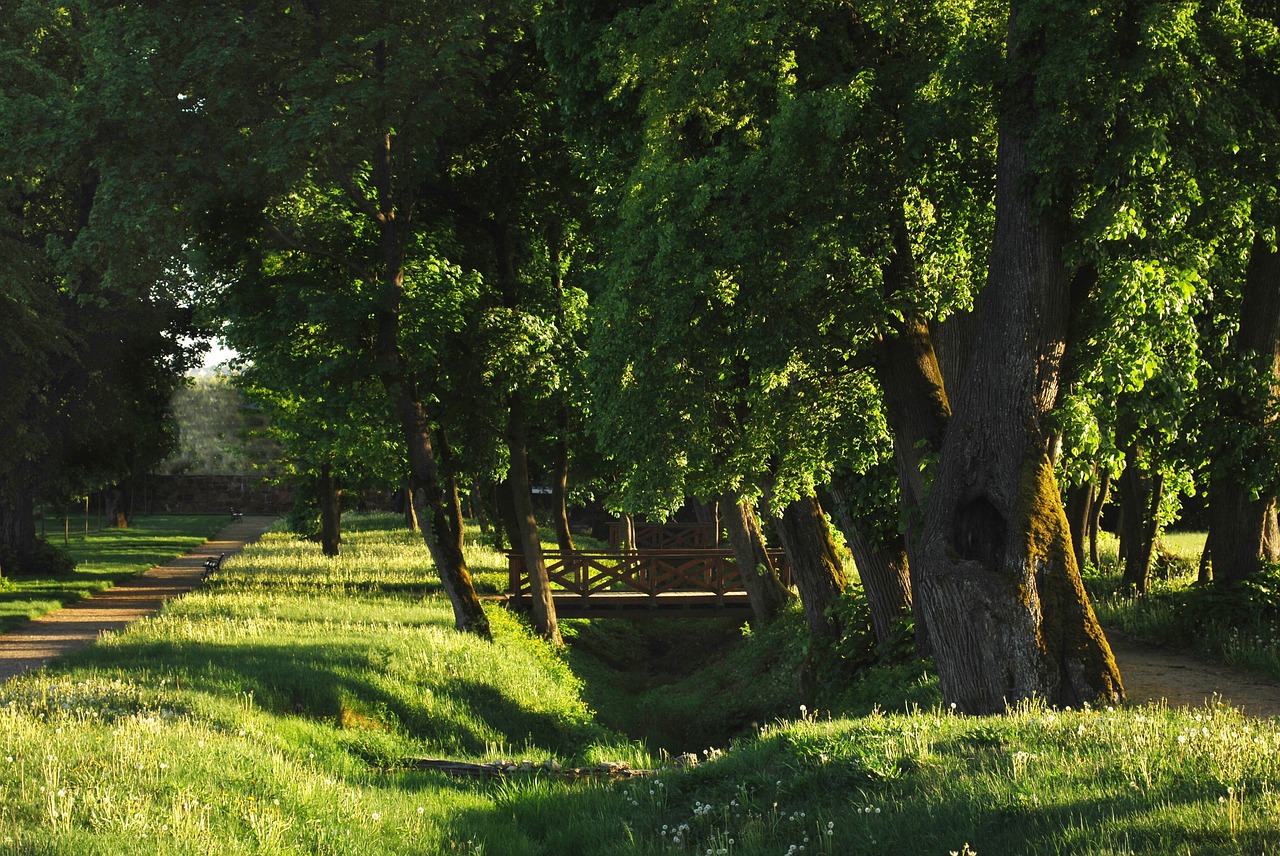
403 758 652 780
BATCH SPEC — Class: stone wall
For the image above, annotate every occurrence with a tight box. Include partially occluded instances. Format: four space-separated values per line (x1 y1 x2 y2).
135 475 294 516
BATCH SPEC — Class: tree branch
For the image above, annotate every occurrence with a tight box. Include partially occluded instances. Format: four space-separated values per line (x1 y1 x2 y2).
333 172 385 224
262 220 374 283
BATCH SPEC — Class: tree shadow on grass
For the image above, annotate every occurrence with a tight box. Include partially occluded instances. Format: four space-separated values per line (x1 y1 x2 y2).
433 768 1274 856
57 637 593 760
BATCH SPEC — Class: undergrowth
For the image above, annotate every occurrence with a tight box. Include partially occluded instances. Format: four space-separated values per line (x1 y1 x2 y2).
1086 531 1280 682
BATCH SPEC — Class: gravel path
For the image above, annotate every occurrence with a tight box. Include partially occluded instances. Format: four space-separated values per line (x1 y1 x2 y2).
0 516 275 683
1109 629 1280 718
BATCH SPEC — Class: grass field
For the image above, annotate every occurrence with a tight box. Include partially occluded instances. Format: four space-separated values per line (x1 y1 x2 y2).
0 515 228 633
0 514 1277 853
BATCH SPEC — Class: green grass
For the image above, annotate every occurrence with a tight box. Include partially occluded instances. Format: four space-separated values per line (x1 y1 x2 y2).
0 515 229 633
2 514 1280 854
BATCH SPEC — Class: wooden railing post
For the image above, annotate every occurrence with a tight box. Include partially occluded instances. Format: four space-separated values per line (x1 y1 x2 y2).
508 553 522 598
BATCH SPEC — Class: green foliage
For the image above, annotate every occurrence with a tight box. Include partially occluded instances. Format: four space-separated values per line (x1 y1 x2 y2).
0 0 199 528
18 540 77 577
561 0 998 516
284 492 323 542
1174 569 1280 636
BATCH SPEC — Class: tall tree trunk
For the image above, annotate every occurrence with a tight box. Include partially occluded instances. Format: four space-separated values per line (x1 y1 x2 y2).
1208 468 1274 586
0 480 38 575
473 486 491 536
1065 466 1096 573
1199 527 1214 583
914 117 1121 712
550 407 575 552
871 218 951 656
1265 501 1280 563
720 491 792 623
506 394 562 645
1118 453 1163 594
822 481 912 645
546 221 575 556
436 428 467 560
105 487 129 529
387 386 490 638
402 480 419 532
494 480 519 553
775 494 849 641
1209 233 1280 585
619 512 637 552
353 53 488 638
318 463 341 557
1088 470 1109 570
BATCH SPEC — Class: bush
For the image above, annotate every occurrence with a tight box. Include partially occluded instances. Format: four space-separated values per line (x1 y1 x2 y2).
1176 567 1280 630
0 539 77 577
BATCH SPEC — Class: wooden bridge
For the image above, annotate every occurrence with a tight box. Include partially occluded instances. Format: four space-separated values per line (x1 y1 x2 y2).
506 549 791 618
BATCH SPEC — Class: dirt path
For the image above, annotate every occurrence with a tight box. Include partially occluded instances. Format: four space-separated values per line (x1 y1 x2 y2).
0 516 275 683
1108 628 1280 718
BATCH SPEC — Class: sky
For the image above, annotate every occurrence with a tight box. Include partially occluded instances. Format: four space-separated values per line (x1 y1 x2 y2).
190 337 239 376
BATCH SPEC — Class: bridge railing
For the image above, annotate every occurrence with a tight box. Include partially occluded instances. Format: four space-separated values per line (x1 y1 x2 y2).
507 550 791 603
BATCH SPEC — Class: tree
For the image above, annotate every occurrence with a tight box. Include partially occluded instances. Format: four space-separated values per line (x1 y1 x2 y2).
104 0 533 637
912 0 1138 712
1193 4 1280 585
1 0 196 565
224 244 408 557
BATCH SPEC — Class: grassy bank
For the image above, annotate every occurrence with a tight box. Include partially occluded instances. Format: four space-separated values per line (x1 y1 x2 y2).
0 515 229 633
1 515 1278 853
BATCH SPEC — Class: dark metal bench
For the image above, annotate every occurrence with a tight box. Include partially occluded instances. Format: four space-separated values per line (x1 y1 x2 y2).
203 553 226 577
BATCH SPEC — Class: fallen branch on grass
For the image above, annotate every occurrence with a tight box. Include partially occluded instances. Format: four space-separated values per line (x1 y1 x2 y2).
403 758 652 780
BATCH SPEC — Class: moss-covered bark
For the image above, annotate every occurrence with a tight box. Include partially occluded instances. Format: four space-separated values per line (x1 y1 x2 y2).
776 494 849 642
914 108 1123 713
720 492 793 623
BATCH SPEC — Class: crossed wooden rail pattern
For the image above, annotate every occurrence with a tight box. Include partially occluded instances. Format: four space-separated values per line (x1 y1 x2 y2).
507 550 791 602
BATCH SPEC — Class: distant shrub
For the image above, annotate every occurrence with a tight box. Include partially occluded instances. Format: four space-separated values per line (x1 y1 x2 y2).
24 540 77 576
0 540 76 577
1176 566 1280 630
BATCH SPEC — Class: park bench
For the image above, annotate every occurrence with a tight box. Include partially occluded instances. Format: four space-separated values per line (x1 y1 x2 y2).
203 553 225 577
